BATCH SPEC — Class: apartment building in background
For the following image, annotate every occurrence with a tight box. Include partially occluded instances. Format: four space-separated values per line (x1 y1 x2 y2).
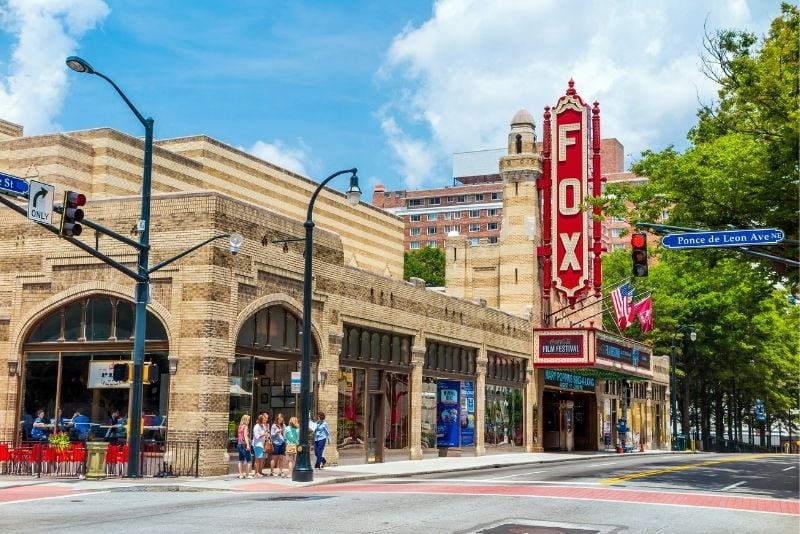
373 137 638 251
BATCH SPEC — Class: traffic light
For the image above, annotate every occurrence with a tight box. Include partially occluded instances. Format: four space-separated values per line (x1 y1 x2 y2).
144 363 160 384
112 362 131 382
59 191 86 237
631 232 648 277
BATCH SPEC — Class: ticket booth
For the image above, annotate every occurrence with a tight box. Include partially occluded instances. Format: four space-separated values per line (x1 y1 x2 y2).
559 400 574 452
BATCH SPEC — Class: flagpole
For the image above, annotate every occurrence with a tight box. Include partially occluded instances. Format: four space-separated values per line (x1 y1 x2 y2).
546 276 631 321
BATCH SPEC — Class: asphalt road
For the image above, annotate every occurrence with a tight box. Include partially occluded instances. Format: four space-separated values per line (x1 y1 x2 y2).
0 453 797 534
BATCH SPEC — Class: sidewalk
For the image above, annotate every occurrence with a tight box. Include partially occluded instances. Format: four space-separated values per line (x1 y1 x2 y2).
0 449 681 494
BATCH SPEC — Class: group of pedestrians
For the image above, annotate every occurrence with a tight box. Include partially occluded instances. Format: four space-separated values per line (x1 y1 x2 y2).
235 411 330 479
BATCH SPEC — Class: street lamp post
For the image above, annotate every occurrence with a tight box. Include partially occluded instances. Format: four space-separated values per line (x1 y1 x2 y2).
67 56 153 477
671 325 696 451
294 168 360 482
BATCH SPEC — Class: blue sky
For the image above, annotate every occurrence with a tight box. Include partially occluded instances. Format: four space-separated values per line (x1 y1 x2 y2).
0 1 781 195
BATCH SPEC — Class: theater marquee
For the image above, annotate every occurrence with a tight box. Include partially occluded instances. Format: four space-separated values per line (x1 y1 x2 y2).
533 327 653 381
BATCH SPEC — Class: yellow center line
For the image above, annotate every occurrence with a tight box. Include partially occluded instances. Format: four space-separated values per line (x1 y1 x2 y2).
600 454 775 485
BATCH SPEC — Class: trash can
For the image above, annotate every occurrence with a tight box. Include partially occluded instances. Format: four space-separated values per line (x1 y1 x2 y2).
85 441 109 480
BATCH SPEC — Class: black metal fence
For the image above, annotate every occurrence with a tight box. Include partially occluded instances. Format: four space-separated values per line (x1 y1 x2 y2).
0 439 199 478
0 441 86 477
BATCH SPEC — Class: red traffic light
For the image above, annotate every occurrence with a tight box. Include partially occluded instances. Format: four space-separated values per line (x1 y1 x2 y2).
66 191 86 206
631 233 647 248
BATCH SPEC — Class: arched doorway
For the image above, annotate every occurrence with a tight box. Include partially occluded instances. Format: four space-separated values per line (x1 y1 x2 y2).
228 304 318 451
19 295 169 443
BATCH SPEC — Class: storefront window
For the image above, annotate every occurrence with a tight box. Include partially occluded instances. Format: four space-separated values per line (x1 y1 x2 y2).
484 385 522 446
385 372 409 449
337 367 365 449
228 356 254 450
20 296 170 444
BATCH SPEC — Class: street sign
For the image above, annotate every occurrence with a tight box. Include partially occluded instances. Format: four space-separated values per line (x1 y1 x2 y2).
0 170 29 195
662 228 785 249
27 180 54 224
290 371 301 393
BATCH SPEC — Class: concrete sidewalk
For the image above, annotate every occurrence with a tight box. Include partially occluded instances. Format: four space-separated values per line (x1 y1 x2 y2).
0 449 680 494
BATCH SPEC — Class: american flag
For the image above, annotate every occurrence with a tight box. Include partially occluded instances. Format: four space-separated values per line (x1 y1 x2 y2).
611 283 635 330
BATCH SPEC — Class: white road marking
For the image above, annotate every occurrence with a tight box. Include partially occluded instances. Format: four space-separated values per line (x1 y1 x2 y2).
0 490 110 506
406 478 602 486
589 463 617 467
782 466 796 471
721 481 746 491
491 470 545 480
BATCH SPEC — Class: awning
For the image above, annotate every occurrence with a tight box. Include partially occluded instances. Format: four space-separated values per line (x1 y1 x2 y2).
533 327 653 381
229 384 252 396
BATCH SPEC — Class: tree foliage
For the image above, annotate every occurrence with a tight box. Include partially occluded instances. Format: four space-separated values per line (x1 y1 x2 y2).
603 4 799 280
403 246 445 286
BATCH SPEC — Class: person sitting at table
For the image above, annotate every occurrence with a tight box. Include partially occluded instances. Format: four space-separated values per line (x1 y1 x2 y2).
31 409 51 441
107 409 122 444
69 409 90 441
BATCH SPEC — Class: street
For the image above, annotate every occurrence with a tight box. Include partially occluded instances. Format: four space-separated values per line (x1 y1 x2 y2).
0 453 796 533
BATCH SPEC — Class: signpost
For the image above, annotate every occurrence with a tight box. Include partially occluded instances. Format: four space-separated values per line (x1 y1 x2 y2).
662 228 784 249
27 180 54 225
0 170 29 195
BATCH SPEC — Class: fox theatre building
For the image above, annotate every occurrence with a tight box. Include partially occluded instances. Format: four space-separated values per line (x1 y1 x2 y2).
532 82 662 452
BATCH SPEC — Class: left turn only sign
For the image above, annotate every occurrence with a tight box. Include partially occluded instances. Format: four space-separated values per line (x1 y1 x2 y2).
28 180 54 224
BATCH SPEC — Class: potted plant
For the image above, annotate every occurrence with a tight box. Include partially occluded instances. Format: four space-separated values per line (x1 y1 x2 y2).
48 431 71 451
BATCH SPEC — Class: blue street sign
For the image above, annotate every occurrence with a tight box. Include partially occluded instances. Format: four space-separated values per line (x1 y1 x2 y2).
0 171 29 195
662 228 785 249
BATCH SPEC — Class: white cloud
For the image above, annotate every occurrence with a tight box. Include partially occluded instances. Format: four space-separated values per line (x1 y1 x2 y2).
0 0 110 133
378 0 777 188
248 138 311 177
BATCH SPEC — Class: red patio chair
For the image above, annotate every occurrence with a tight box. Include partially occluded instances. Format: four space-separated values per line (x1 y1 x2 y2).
0 443 9 475
105 444 120 476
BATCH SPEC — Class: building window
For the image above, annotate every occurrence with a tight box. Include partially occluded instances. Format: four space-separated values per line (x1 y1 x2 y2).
408 198 422 207
469 223 480 232
491 192 503 201
427 241 437 248
383 191 391 198
427 213 438 221
410 228 421 236
457 195 465 203
487 222 499 231
429 197 441 205
443 212 452 220
427 227 438 235
487 208 499 217
451 211 461 219
611 228 622 238
612 215 625 223
410 241 420 250
469 210 481 218
487 236 498 244
661 210 670 221
470 237 480 246
467 195 476 203
613 243 626 251
446 196 455 203
410 214 421 222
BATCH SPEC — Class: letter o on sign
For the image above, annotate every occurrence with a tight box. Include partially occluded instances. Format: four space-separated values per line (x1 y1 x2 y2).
558 178 581 216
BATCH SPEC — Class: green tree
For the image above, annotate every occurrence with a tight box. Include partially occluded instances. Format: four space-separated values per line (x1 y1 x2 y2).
403 246 445 286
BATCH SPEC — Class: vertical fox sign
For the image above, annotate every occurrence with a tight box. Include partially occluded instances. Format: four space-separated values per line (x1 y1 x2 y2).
539 80 602 304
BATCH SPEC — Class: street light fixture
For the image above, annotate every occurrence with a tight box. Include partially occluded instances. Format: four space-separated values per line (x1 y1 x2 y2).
293 168 360 482
671 325 696 451
67 55 154 478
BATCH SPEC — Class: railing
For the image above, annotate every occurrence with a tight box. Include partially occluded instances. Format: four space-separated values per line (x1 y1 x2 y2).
705 436 777 453
0 438 200 478
0 441 86 478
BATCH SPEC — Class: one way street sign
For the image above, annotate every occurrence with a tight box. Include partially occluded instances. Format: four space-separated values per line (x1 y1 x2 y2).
28 180 54 225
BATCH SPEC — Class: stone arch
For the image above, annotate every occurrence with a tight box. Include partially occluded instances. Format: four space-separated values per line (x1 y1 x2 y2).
11 281 175 356
232 292 324 359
